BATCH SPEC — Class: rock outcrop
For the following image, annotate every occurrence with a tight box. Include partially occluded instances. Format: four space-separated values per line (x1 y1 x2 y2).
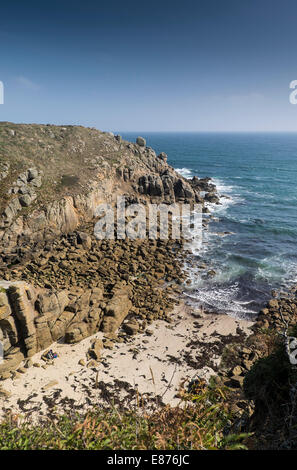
101 283 132 334
0 280 109 377
0 123 217 258
0 122 219 379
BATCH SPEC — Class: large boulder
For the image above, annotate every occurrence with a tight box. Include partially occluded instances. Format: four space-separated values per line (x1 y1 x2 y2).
101 283 132 334
64 322 89 344
88 338 103 360
204 192 220 204
136 136 146 147
64 287 104 343
77 231 92 250
0 348 25 380
173 178 195 201
157 152 167 162
50 310 75 342
8 284 37 357
35 290 69 319
138 175 164 197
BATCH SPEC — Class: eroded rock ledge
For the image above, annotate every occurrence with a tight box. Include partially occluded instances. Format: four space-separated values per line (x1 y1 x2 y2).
0 276 139 379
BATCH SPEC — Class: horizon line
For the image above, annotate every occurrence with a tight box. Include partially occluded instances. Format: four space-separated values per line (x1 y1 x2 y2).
117 130 297 134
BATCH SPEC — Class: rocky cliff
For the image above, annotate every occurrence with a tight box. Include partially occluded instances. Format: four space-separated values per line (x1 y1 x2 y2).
0 122 218 379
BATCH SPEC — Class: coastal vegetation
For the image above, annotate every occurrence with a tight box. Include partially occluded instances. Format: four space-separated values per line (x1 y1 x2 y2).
0 383 249 450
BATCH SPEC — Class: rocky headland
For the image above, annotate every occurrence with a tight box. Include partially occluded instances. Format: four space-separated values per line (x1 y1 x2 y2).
0 122 240 411
0 123 296 450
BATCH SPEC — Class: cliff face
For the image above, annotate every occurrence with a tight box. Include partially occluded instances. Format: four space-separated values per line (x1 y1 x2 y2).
0 122 211 256
0 123 218 379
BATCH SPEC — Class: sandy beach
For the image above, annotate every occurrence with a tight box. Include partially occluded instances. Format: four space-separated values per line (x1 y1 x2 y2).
0 299 253 423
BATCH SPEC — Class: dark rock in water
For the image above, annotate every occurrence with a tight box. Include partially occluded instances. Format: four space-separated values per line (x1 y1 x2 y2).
207 270 216 278
204 192 220 204
190 176 217 193
174 178 195 200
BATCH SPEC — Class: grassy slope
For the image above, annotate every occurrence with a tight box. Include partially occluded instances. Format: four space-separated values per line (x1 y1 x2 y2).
0 122 139 213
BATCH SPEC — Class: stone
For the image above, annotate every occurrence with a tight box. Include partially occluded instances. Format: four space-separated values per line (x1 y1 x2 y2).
207 270 216 278
42 380 58 391
268 299 279 310
0 372 11 380
122 321 139 336
65 321 89 344
27 168 39 181
157 152 167 162
88 338 103 360
3 197 22 222
0 127 203 372
11 371 21 380
103 339 114 350
0 292 12 320
230 375 244 388
0 387 11 399
242 359 253 370
204 192 220 204
138 174 164 197
30 176 42 188
173 178 195 200
0 348 25 379
7 285 35 332
87 360 97 368
36 290 69 317
77 232 92 250
101 284 132 334
35 322 53 350
19 193 37 207
136 136 146 147
242 347 251 355
230 365 243 376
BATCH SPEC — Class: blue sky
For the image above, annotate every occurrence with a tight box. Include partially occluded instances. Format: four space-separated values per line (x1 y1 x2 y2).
1 0 297 131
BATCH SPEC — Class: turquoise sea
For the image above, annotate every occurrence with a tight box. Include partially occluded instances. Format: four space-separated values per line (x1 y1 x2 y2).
122 133 297 319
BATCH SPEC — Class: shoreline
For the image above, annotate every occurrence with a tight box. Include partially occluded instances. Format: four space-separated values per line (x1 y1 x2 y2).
0 295 253 423
0 124 281 431
0 157 257 424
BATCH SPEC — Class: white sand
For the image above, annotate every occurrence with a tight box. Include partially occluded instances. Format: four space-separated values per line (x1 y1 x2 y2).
0 302 253 423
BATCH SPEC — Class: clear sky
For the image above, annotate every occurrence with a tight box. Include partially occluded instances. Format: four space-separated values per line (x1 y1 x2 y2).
1 0 297 132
